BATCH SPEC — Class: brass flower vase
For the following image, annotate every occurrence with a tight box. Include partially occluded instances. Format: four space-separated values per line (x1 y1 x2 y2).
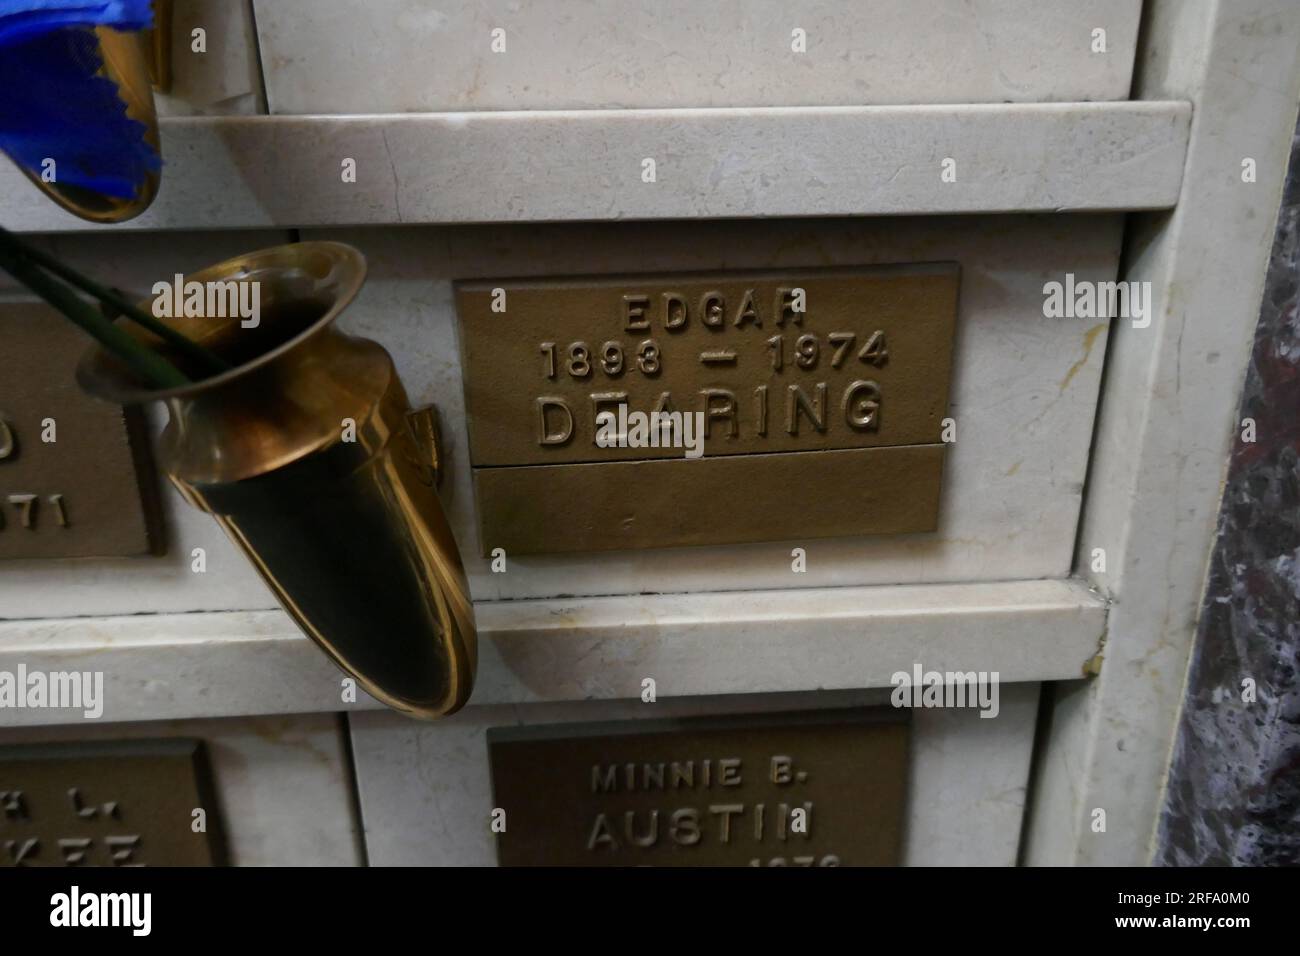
77 242 476 718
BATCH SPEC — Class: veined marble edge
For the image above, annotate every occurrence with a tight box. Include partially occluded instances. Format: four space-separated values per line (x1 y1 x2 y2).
165 100 1190 123
0 100 1192 232
0 579 1104 725
0 577 1106 646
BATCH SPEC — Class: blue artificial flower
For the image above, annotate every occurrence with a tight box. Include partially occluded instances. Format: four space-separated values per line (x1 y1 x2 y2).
0 0 160 199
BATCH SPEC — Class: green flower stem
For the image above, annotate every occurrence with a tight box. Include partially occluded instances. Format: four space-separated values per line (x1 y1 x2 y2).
0 245 191 390
0 227 230 376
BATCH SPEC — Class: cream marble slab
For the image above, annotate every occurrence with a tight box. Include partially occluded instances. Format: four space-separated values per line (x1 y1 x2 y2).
0 713 361 865
0 103 1189 233
0 579 1103 727
349 686 1041 866
0 216 1119 614
316 216 1120 601
254 0 1139 111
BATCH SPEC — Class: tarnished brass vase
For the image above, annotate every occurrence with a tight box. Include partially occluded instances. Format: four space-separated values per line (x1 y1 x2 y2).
77 242 476 718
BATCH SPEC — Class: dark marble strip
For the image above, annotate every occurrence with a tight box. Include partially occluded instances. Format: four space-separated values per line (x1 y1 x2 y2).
1155 121 1300 866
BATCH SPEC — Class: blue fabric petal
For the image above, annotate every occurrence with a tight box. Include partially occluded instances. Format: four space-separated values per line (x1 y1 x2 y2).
0 2 154 45
0 0 159 199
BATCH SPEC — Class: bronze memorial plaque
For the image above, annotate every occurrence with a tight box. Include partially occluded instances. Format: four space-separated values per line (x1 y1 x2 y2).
0 739 226 866
0 304 163 559
455 264 959 554
488 710 909 866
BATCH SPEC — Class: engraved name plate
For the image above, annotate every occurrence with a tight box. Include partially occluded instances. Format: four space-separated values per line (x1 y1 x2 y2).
0 740 225 867
488 710 909 867
0 304 163 560
454 265 959 554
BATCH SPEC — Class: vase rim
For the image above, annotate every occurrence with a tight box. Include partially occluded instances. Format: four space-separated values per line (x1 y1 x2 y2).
76 240 367 405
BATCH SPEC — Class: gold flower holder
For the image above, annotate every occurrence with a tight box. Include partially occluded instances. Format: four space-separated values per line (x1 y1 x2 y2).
76 242 478 718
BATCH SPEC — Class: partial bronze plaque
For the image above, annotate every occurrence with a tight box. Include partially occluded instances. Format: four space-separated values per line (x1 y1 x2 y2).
489 710 909 867
479 444 943 553
455 265 958 554
0 304 163 559
0 740 226 866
